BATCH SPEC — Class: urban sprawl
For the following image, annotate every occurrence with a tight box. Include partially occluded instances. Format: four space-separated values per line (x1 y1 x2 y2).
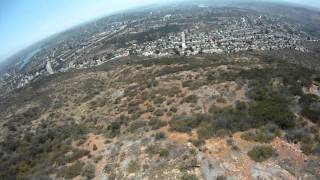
0 6 318 92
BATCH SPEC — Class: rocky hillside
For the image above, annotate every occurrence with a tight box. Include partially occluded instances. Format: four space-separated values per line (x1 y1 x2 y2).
0 53 320 179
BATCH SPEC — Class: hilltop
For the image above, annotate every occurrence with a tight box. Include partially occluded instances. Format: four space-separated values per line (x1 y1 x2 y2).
1 53 320 179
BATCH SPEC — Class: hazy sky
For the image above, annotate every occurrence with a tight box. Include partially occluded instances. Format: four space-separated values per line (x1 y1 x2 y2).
0 0 319 62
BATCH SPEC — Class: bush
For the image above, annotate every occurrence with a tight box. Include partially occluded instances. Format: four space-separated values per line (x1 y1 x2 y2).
285 128 313 144
190 138 205 147
182 79 207 90
153 109 166 117
301 142 316 155
66 149 90 163
249 97 295 129
154 87 181 97
314 77 320 83
216 129 228 138
145 145 169 157
158 148 169 157
235 101 247 111
216 176 227 180
146 79 158 88
170 106 178 113
128 120 146 133
124 86 138 97
81 164 95 179
181 173 198 180
149 118 166 130
226 138 239 151
127 105 140 114
105 121 122 138
183 95 198 104
216 97 226 103
169 115 201 133
0 123 88 179
153 96 166 104
241 129 276 143
197 121 215 139
127 161 139 173
300 94 320 123
145 104 155 112
59 161 84 179
208 104 223 114
247 145 275 162
154 132 166 140
301 107 320 124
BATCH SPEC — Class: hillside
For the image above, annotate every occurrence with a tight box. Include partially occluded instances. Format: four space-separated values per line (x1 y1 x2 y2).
1 53 320 179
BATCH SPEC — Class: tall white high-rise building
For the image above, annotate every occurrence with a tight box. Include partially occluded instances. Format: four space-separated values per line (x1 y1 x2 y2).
181 32 186 51
46 60 54 75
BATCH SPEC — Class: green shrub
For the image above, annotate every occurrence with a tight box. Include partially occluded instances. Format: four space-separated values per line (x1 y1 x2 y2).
183 95 198 104
181 173 198 180
190 138 205 147
301 107 320 124
153 109 166 117
241 129 276 143
216 97 226 103
208 104 223 114
314 77 320 83
301 142 316 155
249 97 295 129
169 115 201 133
59 161 84 179
67 149 90 163
153 96 166 104
145 145 169 157
182 80 207 90
299 94 320 123
81 164 95 179
146 104 155 112
235 101 247 111
216 175 227 180
158 148 169 157
149 118 166 130
216 129 228 138
105 121 122 138
154 132 166 140
171 110 251 138
124 86 138 97
0 123 88 180
285 128 313 144
226 138 239 151
128 120 146 133
156 87 182 97
146 79 158 88
197 121 215 139
127 161 139 173
170 106 178 113
247 145 275 162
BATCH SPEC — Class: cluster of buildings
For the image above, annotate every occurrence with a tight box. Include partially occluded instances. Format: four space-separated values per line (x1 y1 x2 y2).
0 7 317 93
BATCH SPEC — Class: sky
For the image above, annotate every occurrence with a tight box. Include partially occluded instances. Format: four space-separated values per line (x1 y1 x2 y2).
0 0 319 62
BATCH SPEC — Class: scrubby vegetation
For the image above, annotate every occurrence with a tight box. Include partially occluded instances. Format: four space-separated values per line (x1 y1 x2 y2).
149 118 167 130
183 94 198 104
0 122 88 179
181 173 199 180
57 161 85 179
145 144 169 157
241 125 281 143
169 115 203 133
247 145 276 162
1 54 320 179
249 97 296 129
